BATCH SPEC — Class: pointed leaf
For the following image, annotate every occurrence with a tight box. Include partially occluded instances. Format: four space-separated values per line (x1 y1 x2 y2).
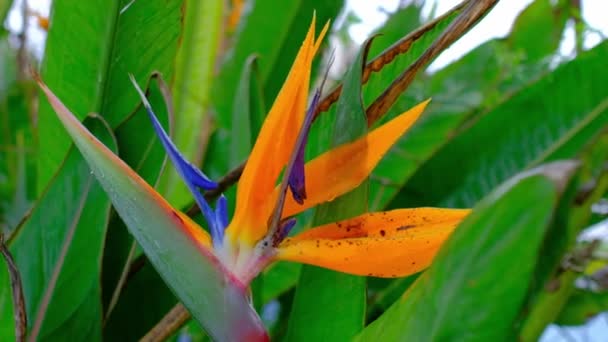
356 161 579 341
37 81 267 341
395 41 608 209
102 77 172 321
519 131 608 341
159 0 224 208
38 0 184 191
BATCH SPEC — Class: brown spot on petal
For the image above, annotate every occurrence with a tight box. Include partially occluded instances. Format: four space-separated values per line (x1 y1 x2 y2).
397 224 415 231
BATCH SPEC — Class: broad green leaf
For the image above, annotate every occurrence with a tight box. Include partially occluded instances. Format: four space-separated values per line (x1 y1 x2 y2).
519 131 608 341
0 117 115 341
37 81 267 341
365 0 570 212
539 99 608 164
101 78 171 318
365 29 569 306
394 41 608 209
365 5 492 210
356 161 578 341
38 0 183 191
285 38 372 342
159 0 224 208
230 56 267 168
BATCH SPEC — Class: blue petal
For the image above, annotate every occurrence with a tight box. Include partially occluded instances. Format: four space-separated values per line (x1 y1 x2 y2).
130 75 225 245
130 75 217 191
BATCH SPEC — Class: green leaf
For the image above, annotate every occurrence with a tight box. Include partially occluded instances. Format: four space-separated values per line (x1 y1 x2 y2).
37 0 183 191
230 55 267 168
103 262 179 341
102 78 171 318
0 0 11 25
367 3 422 59
364 0 573 212
394 41 608 209
364 4 490 210
356 161 579 341
556 289 608 326
37 81 267 341
366 274 419 321
0 116 116 341
285 37 373 342
261 262 301 305
0 39 35 235
0 260 15 340
519 130 608 341
508 0 568 62
158 0 224 208
362 1 458 106
370 21 571 211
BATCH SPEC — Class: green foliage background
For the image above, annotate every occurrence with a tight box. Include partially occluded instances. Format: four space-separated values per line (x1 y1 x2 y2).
1 0 607 340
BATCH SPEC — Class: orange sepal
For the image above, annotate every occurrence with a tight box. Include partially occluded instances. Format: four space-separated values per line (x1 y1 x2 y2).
280 99 430 219
176 211 212 249
227 18 329 244
276 208 470 277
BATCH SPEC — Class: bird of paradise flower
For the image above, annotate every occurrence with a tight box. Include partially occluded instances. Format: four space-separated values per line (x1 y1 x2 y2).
36 17 469 341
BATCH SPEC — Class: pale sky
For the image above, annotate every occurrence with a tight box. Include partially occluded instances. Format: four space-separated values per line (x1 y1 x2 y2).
347 0 608 70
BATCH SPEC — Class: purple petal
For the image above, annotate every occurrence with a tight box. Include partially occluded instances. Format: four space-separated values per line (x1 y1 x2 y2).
287 57 333 205
276 217 297 243
287 89 321 204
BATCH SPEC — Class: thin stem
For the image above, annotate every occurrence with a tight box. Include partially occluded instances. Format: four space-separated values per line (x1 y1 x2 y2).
140 303 191 341
1 234 27 342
